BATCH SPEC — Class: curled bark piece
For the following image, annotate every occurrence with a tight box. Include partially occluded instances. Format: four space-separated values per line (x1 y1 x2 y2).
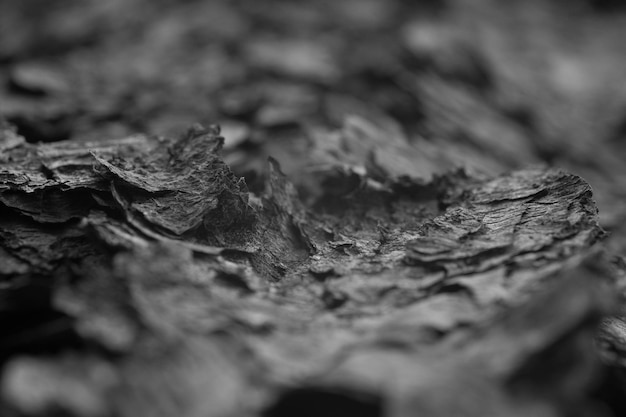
0 124 615 417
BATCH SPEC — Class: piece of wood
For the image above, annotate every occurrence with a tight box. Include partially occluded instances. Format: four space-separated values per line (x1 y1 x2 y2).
0 122 616 417
2 1 626 416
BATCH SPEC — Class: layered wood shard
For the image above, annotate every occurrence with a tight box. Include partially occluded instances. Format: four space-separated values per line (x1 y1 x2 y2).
0 119 617 417
94 124 252 238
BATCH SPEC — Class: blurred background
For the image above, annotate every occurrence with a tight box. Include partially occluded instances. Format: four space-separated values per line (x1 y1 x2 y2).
2 0 626 249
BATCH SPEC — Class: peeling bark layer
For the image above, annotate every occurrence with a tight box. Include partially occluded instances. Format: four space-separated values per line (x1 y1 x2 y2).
0 122 616 417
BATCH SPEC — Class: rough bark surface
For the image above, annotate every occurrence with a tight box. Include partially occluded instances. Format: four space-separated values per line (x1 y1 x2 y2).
2 1 626 417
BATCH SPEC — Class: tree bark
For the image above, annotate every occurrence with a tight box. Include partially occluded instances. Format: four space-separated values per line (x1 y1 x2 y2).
1 1 626 416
